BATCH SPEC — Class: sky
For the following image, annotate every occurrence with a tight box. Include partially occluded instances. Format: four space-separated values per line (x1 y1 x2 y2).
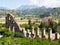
0 0 60 9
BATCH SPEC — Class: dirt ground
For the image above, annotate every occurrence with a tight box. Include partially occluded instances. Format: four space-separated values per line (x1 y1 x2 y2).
0 21 28 24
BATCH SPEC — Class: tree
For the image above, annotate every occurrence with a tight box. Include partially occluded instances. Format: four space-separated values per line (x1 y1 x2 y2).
48 19 58 33
28 20 32 29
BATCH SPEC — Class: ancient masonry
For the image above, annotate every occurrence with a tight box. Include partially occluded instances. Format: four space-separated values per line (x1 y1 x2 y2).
5 13 20 32
5 13 60 40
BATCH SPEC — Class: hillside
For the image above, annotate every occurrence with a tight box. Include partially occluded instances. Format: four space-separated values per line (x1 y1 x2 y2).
22 7 52 15
0 6 60 17
49 8 60 15
17 5 39 11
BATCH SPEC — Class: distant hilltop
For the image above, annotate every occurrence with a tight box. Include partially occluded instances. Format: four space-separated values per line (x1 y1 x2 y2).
0 5 60 16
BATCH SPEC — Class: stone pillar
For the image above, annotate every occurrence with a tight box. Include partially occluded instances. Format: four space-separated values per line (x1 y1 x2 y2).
29 32 31 37
48 28 52 40
26 29 29 37
36 27 40 37
55 32 60 40
9 26 11 31
31 27 35 38
10 26 13 31
5 16 9 28
42 28 46 38
22 28 26 37
26 29 31 37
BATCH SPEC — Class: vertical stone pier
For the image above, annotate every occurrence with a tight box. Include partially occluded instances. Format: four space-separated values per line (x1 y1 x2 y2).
26 29 29 37
29 32 31 37
48 28 52 40
55 32 60 40
36 27 40 37
5 13 15 31
22 28 26 37
31 27 35 38
5 14 10 29
42 28 46 38
26 29 31 37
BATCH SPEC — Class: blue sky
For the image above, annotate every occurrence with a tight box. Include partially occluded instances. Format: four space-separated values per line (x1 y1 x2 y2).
0 0 60 9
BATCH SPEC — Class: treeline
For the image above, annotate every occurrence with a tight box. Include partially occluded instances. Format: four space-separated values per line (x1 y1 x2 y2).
0 7 60 17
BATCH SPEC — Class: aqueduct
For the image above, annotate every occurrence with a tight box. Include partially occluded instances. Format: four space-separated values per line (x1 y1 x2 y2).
5 13 20 32
5 13 60 40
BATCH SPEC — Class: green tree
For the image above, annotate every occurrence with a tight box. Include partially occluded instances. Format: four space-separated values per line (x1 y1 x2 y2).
28 20 32 29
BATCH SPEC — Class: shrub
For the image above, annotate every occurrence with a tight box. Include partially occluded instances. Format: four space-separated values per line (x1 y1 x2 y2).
14 32 24 38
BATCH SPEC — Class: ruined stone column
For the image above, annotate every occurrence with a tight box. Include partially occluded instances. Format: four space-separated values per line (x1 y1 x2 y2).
10 25 13 31
55 32 60 40
5 13 15 31
26 29 29 37
42 28 46 38
26 29 31 37
9 26 11 31
22 28 26 37
31 27 35 38
36 27 40 37
5 15 10 29
48 28 52 40
29 32 31 37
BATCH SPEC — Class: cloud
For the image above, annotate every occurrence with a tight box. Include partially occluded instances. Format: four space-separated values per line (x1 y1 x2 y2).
29 0 60 7
29 0 41 6
0 0 60 9
43 0 60 7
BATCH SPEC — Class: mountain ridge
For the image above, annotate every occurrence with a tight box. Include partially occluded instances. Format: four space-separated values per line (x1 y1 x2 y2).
16 5 40 11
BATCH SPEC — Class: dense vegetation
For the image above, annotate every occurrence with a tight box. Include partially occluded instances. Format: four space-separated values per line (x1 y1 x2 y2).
0 28 60 45
1 37 60 45
0 7 60 17
0 22 60 45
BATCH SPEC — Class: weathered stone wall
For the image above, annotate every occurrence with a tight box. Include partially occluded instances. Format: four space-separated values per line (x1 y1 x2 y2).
5 13 21 32
5 13 60 40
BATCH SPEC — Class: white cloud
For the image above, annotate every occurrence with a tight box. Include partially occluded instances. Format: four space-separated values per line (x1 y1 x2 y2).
29 0 60 7
0 4 6 7
43 0 60 7
0 0 60 9
29 0 41 6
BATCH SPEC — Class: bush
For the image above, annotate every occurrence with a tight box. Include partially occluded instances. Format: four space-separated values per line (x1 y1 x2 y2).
0 28 14 37
50 41 60 45
20 24 30 29
14 32 24 38
0 36 59 45
57 26 60 33
0 23 5 28
33 24 39 28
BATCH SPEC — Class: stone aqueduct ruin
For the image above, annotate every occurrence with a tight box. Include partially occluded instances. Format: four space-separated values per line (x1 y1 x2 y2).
5 13 60 40
5 13 20 32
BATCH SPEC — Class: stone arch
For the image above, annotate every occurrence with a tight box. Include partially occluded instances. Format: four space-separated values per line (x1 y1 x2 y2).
5 13 20 32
